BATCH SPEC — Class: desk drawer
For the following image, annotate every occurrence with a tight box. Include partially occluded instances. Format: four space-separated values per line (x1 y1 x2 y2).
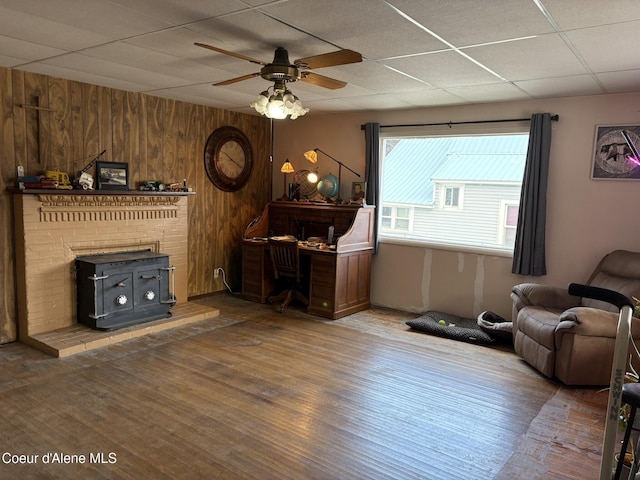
308 251 372 319
241 242 274 302
309 255 337 314
310 255 337 287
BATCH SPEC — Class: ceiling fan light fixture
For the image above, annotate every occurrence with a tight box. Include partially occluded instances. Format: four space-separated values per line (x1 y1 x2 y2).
266 91 287 119
249 90 270 116
252 84 308 120
283 90 296 107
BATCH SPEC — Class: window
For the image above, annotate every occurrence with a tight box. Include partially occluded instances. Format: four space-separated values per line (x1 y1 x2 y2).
440 185 463 209
379 132 529 253
499 201 520 247
382 205 412 231
444 187 459 207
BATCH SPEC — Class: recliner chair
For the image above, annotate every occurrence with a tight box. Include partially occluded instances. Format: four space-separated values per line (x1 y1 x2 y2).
511 250 640 385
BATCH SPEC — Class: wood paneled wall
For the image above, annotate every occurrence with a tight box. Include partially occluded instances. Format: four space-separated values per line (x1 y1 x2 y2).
0 66 271 344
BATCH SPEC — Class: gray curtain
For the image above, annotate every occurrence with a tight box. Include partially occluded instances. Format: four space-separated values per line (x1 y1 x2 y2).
512 113 552 276
364 122 380 254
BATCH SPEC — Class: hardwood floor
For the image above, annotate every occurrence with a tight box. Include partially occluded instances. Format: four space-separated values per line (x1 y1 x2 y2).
0 294 607 479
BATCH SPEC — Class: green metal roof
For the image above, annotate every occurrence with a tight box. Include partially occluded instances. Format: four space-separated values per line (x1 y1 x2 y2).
382 134 529 204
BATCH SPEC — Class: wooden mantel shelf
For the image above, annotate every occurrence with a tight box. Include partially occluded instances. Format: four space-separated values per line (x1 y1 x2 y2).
8 188 195 196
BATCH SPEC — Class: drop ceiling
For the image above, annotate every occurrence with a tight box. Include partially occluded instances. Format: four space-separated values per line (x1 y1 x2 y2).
1 0 639 116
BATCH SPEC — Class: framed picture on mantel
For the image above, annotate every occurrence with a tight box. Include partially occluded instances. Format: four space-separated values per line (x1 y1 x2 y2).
96 161 129 190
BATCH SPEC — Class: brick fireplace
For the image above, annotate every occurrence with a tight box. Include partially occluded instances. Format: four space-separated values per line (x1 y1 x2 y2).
12 190 219 357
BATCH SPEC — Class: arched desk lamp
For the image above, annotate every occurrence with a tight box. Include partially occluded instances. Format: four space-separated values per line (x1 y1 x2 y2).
303 148 361 203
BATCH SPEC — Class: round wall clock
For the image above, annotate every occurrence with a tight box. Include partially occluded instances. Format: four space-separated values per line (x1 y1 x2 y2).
204 126 254 192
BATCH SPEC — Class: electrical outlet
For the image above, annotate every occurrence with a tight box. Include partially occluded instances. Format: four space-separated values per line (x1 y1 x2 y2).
214 268 219 279
17 166 24 178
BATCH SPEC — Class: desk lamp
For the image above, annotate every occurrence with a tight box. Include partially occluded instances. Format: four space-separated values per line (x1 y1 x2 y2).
280 159 294 200
303 148 360 203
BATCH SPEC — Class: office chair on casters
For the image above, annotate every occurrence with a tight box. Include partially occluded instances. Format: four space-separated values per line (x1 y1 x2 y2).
267 238 309 313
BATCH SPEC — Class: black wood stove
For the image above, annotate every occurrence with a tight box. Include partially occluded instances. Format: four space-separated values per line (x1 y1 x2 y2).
76 250 176 330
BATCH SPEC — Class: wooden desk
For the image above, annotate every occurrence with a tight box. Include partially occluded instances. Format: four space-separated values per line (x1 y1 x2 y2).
241 201 375 319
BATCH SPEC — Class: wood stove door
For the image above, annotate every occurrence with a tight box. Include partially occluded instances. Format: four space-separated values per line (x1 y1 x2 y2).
136 267 169 311
102 271 135 316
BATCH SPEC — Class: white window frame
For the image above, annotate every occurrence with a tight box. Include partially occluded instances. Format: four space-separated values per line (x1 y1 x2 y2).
498 199 520 246
380 204 414 233
439 184 464 209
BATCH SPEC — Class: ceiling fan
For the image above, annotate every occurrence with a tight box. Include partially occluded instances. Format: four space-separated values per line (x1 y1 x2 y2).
195 43 363 118
195 43 362 89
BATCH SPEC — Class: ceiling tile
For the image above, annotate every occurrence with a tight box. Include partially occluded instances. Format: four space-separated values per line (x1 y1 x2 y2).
0 6 112 51
0 35 66 64
392 88 470 107
19 62 155 93
385 50 502 88
596 70 640 94
0 0 172 41
514 74 604 98
466 34 588 81
262 0 449 60
444 83 532 103
0 54 24 68
340 94 415 111
107 0 245 24
543 0 640 30
81 43 233 84
386 0 555 46
43 53 187 90
302 98 371 114
318 61 431 93
565 21 640 72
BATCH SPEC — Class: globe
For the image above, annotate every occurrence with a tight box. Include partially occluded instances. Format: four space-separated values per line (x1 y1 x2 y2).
316 174 339 199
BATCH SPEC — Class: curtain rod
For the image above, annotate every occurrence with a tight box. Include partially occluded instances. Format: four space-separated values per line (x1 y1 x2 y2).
360 114 559 130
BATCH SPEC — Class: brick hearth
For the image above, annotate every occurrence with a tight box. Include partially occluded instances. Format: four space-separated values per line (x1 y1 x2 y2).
11 190 219 356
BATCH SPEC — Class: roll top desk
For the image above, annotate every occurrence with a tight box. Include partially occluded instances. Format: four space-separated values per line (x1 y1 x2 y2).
241 201 375 319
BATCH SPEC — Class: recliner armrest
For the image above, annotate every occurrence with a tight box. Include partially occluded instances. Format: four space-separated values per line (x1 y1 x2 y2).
556 307 620 338
511 283 580 312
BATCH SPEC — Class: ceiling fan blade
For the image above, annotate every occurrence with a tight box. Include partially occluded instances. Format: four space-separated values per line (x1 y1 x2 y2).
300 72 347 90
295 49 362 69
213 73 261 86
195 42 266 65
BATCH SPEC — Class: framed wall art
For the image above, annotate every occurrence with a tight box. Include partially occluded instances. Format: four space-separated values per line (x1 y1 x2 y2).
96 161 130 190
591 125 640 180
351 181 366 201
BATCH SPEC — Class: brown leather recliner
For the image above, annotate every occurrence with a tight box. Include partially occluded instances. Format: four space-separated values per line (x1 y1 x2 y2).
511 250 640 386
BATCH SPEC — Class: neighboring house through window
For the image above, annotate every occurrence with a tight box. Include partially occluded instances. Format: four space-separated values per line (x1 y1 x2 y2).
379 132 529 253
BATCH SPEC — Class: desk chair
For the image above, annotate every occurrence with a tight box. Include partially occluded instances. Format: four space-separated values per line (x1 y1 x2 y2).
267 238 309 313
